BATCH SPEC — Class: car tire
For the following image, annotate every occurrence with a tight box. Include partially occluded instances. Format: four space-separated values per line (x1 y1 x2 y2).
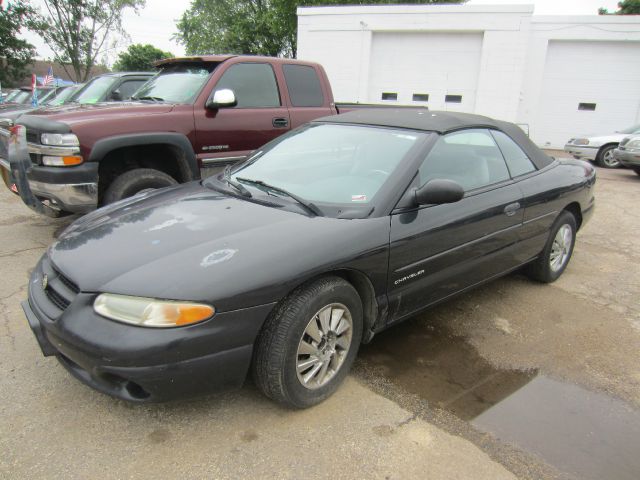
633 168 640 176
102 168 177 204
595 145 620 168
525 211 577 283
252 276 363 408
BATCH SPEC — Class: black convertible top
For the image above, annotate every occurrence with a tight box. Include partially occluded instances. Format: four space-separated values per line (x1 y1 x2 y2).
316 109 553 170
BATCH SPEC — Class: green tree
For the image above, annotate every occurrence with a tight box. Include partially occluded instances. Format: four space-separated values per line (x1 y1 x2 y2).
0 0 36 87
599 0 640 14
28 0 145 82
175 0 467 59
113 43 173 71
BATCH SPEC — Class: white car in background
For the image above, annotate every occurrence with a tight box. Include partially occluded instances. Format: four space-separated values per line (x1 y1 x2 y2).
564 123 640 168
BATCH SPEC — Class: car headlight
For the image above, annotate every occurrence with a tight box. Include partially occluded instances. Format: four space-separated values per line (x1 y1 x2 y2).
41 133 80 147
94 293 215 328
625 140 640 150
573 138 589 146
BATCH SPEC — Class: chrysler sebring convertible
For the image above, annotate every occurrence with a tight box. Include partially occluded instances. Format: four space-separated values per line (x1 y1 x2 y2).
23 110 595 408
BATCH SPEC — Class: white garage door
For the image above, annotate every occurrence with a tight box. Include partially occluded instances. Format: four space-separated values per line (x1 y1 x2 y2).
534 40 640 148
368 32 483 112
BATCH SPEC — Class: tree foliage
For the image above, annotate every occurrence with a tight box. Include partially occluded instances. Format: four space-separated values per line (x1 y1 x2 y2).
599 0 640 14
113 43 173 71
28 0 145 82
0 0 36 87
175 0 467 59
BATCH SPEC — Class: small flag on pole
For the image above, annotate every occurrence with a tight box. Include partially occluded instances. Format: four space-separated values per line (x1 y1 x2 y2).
31 73 38 107
42 66 54 86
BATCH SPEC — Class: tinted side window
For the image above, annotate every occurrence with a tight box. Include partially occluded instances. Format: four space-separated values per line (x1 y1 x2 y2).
215 63 280 108
419 129 510 191
118 80 147 100
282 64 324 107
491 130 536 177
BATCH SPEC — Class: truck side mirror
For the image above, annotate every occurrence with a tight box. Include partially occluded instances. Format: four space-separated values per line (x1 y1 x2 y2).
206 89 237 109
414 179 464 205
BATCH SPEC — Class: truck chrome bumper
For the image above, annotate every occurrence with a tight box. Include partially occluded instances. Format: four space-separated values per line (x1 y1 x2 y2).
28 180 98 213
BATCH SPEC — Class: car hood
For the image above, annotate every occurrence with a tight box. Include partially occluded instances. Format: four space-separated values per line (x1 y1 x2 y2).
48 182 387 311
0 105 37 121
21 101 175 126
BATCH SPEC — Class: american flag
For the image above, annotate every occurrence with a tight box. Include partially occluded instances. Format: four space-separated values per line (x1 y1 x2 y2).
42 66 54 86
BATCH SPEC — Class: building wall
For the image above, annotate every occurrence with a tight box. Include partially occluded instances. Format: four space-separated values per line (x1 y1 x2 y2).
297 5 640 148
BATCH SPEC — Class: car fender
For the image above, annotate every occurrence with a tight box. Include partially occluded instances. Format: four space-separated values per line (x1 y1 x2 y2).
88 132 199 181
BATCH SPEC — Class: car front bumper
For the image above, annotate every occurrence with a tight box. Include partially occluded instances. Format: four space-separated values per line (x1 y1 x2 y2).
24 255 276 402
613 148 640 168
564 144 599 161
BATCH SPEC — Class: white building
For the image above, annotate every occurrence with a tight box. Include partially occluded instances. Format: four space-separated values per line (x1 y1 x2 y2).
297 4 640 148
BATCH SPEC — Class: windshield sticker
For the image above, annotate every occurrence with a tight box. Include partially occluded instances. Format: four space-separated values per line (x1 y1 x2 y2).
393 134 418 141
352 194 367 202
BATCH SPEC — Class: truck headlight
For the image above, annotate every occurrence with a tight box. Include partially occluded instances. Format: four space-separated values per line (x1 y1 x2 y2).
94 293 215 328
41 133 80 147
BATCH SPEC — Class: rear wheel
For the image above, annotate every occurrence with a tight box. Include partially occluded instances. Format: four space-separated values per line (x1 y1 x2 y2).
252 276 363 408
102 168 177 205
525 211 577 283
596 145 620 168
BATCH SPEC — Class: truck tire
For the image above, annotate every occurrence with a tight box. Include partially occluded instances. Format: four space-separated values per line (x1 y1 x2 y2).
103 168 177 204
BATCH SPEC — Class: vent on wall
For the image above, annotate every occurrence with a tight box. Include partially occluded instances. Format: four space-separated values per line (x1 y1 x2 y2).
445 95 462 103
381 92 398 101
578 103 596 111
412 93 429 102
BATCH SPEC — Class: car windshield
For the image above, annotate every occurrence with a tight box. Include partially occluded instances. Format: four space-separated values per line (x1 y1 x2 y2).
4 90 20 102
72 76 118 104
11 91 31 104
132 63 218 103
620 124 640 134
222 124 423 211
46 85 81 106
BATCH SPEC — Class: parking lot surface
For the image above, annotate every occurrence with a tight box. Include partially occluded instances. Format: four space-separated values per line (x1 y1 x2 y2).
1 164 639 479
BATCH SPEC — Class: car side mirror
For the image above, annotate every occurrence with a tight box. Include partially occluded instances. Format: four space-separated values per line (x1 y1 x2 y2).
206 89 237 109
110 89 122 101
414 179 464 205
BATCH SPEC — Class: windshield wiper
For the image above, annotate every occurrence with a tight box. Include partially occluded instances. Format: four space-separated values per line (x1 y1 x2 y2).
223 166 252 197
235 177 322 216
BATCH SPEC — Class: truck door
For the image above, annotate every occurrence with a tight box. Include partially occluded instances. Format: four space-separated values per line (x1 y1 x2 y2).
194 62 291 169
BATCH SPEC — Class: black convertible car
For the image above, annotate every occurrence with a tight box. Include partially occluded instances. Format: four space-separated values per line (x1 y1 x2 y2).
23 110 595 408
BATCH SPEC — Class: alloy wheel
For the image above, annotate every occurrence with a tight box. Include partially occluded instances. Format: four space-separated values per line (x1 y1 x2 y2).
549 224 573 272
296 303 353 389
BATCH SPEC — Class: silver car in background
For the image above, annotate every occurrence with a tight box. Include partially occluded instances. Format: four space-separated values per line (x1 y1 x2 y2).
613 135 640 176
565 123 640 168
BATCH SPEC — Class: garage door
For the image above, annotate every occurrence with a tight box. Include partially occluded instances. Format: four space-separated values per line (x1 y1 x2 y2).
534 40 640 148
368 32 483 112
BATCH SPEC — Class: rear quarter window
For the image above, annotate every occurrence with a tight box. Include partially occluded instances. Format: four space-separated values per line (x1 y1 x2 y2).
491 130 537 177
282 64 324 107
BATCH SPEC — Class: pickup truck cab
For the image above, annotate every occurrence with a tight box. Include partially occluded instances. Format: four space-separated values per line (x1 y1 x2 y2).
1 56 362 216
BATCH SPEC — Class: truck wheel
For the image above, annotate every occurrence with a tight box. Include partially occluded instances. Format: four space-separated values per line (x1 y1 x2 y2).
103 168 177 204
252 276 363 408
525 211 577 283
595 145 620 168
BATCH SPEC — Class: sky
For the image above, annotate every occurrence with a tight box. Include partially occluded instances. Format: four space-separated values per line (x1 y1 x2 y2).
21 0 621 65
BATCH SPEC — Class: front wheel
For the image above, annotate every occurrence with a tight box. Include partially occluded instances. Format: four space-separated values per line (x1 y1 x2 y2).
525 211 577 283
102 168 177 205
252 276 363 408
596 145 620 168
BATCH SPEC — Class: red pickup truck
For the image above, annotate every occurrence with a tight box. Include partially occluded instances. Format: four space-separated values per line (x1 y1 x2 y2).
0 55 423 216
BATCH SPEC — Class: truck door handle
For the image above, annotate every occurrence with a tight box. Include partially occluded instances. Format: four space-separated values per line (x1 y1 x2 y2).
504 202 521 216
272 117 289 128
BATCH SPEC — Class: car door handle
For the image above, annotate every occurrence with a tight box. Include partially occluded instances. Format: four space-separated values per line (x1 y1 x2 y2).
272 117 289 128
504 202 521 216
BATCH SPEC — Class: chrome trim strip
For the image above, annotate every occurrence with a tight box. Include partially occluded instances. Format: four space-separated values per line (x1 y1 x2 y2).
27 142 80 157
201 155 246 165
